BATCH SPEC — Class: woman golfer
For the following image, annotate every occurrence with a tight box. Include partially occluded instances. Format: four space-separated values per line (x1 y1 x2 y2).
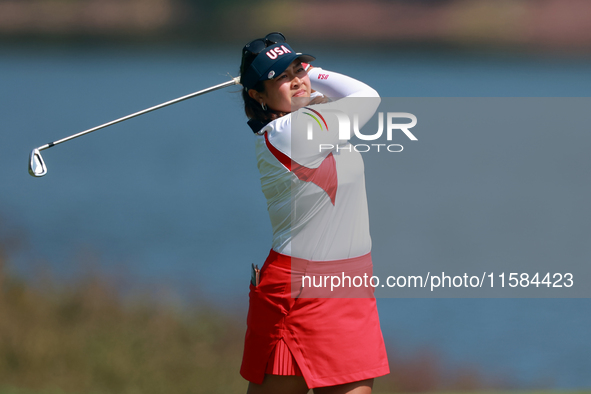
239 32 389 394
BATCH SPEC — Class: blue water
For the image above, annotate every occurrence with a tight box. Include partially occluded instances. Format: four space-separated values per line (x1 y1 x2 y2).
2 44 591 389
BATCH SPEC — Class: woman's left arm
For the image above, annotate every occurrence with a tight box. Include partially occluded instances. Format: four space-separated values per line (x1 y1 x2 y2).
288 68 381 165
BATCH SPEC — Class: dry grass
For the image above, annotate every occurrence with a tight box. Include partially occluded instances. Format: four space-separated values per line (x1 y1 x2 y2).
0 245 247 394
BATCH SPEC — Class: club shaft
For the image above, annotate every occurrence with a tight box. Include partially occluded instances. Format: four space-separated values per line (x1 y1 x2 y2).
37 77 240 151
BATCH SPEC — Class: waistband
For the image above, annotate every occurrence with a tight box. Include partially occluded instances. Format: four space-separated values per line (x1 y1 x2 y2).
265 249 372 272
263 249 375 298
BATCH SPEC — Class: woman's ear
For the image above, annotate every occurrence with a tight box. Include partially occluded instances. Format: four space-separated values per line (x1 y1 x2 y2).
248 89 262 102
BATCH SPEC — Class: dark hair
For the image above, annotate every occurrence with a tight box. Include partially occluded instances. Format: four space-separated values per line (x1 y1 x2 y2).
240 50 287 123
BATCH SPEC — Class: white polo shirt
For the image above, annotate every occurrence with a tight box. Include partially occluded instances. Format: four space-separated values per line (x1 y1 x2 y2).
253 68 380 261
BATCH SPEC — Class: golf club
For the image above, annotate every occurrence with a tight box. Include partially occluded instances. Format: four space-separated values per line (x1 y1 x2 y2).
28 76 241 177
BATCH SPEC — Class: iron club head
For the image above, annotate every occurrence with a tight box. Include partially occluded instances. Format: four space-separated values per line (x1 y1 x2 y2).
29 148 47 177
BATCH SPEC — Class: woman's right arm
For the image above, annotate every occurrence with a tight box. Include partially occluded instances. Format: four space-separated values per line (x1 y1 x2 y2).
307 67 379 101
262 67 380 167
287 68 381 165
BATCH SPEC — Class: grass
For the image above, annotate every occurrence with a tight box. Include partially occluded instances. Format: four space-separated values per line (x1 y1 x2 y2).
0 248 247 394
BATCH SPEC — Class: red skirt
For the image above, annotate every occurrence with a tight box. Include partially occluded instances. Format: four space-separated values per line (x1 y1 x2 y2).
240 249 390 389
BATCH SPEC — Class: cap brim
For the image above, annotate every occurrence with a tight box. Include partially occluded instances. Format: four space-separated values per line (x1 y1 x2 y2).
296 53 316 63
260 53 316 82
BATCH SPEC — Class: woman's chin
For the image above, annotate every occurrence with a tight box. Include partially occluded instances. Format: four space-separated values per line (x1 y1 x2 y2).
291 96 311 111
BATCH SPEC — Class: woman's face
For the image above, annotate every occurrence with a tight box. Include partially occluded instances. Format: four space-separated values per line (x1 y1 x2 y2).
250 60 311 113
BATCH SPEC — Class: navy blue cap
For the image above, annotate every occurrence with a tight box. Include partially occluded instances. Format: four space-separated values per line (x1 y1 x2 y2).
241 43 315 91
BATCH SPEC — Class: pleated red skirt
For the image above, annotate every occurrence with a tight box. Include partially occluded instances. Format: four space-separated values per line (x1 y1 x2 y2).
240 249 390 389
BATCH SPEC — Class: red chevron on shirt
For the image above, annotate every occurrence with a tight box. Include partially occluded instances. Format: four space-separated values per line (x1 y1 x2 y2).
264 132 338 205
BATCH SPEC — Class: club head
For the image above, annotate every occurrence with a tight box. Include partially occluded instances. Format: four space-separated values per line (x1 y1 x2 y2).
29 148 47 177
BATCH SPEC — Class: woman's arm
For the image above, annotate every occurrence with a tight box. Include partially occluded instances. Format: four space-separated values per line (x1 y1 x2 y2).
263 68 380 167
306 67 379 100
283 68 381 165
